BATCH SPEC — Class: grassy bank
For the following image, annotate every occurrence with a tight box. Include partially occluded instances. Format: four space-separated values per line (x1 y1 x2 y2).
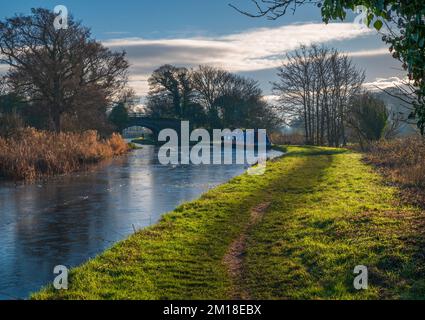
33 146 425 300
0 128 128 181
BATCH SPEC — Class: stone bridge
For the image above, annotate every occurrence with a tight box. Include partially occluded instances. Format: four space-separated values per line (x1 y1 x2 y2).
126 114 182 140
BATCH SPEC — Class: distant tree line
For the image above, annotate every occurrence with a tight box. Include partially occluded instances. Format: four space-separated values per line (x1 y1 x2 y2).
145 64 281 131
0 7 393 146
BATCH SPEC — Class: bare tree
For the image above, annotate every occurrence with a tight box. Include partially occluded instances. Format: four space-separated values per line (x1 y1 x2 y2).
191 65 233 122
0 8 129 132
146 64 280 130
146 65 194 119
229 0 318 20
231 0 425 135
191 66 231 105
273 45 364 146
192 65 277 129
378 80 418 126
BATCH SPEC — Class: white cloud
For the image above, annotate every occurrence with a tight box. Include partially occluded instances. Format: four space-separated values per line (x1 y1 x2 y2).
347 48 390 58
103 22 378 96
1 23 390 98
363 76 408 91
128 74 150 98
264 95 280 105
105 23 375 73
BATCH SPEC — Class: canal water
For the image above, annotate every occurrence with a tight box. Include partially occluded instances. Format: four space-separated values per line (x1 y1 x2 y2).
0 145 282 299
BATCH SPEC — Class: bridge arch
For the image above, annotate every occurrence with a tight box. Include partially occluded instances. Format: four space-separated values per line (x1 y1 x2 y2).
126 114 182 141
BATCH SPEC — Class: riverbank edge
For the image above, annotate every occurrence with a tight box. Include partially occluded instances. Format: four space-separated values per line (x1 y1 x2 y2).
32 146 291 300
31 145 425 300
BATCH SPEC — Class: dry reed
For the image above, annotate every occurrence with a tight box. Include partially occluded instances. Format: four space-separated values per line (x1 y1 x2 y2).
365 135 425 188
0 128 128 181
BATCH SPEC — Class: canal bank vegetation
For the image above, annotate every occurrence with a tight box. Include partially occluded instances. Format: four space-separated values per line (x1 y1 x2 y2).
0 128 128 181
33 146 425 300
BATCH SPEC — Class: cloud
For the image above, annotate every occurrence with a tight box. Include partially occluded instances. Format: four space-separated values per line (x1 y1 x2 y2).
1 23 391 98
103 22 378 96
106 23 375 73
264 95 280 105
363 76 408 91
347 48 390 58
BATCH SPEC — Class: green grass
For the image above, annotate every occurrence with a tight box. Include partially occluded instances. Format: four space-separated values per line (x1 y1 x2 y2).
33 146 425 300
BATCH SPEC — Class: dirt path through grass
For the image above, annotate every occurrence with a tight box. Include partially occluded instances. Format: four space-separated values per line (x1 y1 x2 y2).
223 202 271 300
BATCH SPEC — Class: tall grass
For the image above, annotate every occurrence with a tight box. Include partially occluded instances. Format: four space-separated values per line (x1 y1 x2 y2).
365 135 425 188
0 128 128 181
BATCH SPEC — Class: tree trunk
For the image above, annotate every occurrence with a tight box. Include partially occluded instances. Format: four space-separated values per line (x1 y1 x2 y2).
52 112 61 133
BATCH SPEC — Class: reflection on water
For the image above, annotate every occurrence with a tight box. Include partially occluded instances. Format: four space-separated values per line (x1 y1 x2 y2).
0 145 282 299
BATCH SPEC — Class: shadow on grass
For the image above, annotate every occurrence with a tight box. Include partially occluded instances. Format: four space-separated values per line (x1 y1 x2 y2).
244 149 425 300
32 147 319 299
285 145 350 157
243 151 338 299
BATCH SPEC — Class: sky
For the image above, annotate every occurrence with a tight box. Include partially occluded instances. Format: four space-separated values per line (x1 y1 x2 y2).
0 0 406 103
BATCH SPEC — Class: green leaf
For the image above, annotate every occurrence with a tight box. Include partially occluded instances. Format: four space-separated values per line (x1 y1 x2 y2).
374 20 383 31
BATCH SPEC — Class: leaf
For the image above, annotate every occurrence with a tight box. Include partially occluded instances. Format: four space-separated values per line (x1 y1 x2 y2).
374 20 383 31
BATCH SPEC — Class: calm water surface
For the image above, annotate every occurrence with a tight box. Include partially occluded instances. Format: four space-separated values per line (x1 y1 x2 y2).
0 145 282 299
